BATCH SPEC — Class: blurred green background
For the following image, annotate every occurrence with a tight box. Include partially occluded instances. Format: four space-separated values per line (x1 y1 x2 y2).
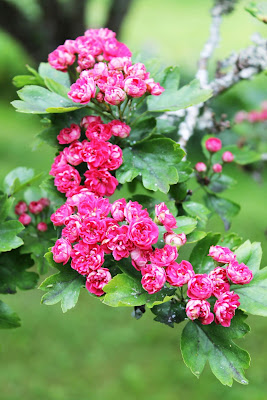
0 0 267 399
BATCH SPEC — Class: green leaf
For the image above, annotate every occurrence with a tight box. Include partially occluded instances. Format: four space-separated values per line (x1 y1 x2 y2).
234 240 262 273
182 201 210 229
205 194 240 231
129 194 177 217
0 300 21 329
189 233 221 274
233 267 267 316
3 167 43 196
175 161 193 183
103 273 176 308
218 233 243 250
116 138 185 193
151 300 186 327
44 78 70 99
181 311 250 386
0 220 24 252
209 174 237 193
35 126 60 148
39 269 85 313
186 231 207 243
0 249 38 294
169 182 188 202
12 75 45 88
160 66 180 89
147 79 212 112
44 250 64 272
245 1 267 23
174 216 198 235
38 62 71 87
128 116 156 145
212 145 261 165
0 194 14 223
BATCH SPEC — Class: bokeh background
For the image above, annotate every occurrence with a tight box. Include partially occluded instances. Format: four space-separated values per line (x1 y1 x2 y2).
0 0 266 399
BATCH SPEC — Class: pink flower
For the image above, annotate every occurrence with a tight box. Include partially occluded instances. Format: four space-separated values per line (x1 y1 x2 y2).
212 163 222 173
187 274 213 300
107 120 131 138
130 247 152 271
103 38 132 60
63 141 84 166
125 63 147 79
150 245 178 267
104 86 126 105
68 77 96 104
18 213 31 225
79 216 107 244
155 202 177 232
111 199 126 222
81 139 110 168
49 153 68 176
208 245 236 264
62 217 81 243
128 218 159 250
141 264 166 294
48 45 76 72
57 124 81 144
51 238 72 265
195 162 207 172
108 56 132 71
15 201 28 215
39 198 50 208
96 92 104 103
84 169 118 197
124 77 147 97
71 241 104 275
214 291 240 327
124 201 149 222
222 151 234 163
29 201 44 214
37 222 48 232
86 268 112 296
77 50 95 72
80 115 102 130
102 224 135 261
226 260 253 285
85 123 112 141
50 204 73 226
209 267 230 298
186 299 214 325
145 78 165 96
163 232 187 248
205 137 222 153
234 111 247 124
77 194 111 219
103 143 123 170
54 166 81 195
166 260 194 286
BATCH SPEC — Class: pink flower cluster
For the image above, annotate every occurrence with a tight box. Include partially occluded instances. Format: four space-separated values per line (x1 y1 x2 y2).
50 115 130 197
185 245 253 327
235 101 267 124
48 28 164 106
195 137 234 176
15 198 50 232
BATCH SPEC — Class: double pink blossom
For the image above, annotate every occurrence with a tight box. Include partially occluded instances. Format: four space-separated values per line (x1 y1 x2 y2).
128 217 159 250
214 291 240 327
186 299 214 325
166 260 194 287
150 245 178 267
155 202 177 232
226 260 253 285
57 124 81 144
86 268 112 296
208 245 236 264
51 238 72 265
187 274 213 300
141 264 166 294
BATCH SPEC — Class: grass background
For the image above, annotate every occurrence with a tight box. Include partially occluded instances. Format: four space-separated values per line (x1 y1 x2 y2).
0 0 267 398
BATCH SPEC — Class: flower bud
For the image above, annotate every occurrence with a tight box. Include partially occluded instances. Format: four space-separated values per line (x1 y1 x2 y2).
19 213 31 225
212 163 222 173
205 137 222 153
195 162 207 172
15 201 28 215
37 222 48 232
222 151 234 163
163 232 187 248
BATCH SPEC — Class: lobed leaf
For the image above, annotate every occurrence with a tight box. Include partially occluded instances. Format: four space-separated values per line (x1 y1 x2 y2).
0 300 21 329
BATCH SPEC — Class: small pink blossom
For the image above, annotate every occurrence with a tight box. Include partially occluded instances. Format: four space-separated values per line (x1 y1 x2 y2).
125 63 147 79
222 151 234 163
209 267 230 298
166 260 194 286
124 77 147 97
85 123 112 141
128 218 159 250
50 204 73 226
49 153 68 176
214 291 240 327
51 238 72 265
208 245 236 264
155 202 177 232
226 260 253 285
141 264 166 294
234 111 247 124
186 299 214 325
107 120 131 138
205 137 222 153
84 169 118 197
109 57 132 70
104 86 126 105
15 201 28 215
63 141 84 166
68 77 96 104
81 139 110 168
18 213 31 225
29 201 44 214
163 232 187 248
39 198 50 208
103 143 123 170
195 162 207 172
77 50 95 72
37 222 48 232
111 199 127 222
212 163 222 173
145 78 165 96
57 124 81 144
130 247 152 271
80 115 102 130
62 218 82 243
124 201 149 222
71 241 104 275
187 274 213 300
86 268 112 296
150 245 178 267
77 194 111 219
79 216 107 244
48 45 76 71
54 165 81 195
103 38 132 60
102 224 135 261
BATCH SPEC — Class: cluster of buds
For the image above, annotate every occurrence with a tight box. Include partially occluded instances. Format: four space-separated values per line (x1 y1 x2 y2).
15 198 50 232
48 28 164 107
50 193 187 297
195 137 234 178
235 101 267 124
50 115 130 197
